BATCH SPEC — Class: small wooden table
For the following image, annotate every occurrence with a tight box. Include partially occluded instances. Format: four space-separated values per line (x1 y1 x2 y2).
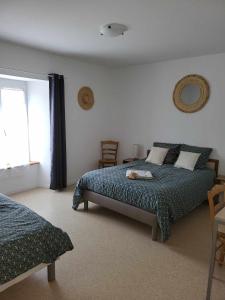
206 207 225 299
123 158 138 164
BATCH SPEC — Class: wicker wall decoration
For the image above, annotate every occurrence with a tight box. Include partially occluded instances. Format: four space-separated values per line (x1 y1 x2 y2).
78 86 94 110
173 74 209 113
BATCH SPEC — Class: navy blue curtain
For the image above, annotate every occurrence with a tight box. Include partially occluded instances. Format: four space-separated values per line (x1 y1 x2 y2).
48 74 67 190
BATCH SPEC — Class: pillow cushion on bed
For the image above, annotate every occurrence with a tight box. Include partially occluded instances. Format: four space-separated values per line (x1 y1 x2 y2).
174 151 201 171
146 147 169 165
153 142 181 164
180 144 212 169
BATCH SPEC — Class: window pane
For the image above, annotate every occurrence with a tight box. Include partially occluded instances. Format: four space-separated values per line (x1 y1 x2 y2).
0 88 29 167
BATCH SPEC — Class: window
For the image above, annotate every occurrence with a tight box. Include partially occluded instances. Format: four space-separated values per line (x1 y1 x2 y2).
0 87 30 168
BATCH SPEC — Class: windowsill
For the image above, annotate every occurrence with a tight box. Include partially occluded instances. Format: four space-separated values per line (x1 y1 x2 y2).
29 161 40 166
0 161 40 171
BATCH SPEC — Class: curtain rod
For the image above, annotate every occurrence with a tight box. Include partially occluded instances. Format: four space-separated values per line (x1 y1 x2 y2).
0 66 67 79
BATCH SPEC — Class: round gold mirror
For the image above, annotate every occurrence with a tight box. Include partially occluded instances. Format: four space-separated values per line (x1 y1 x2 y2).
173 74 209 113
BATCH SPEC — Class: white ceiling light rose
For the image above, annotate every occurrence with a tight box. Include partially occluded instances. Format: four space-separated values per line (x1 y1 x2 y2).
100 23 128 37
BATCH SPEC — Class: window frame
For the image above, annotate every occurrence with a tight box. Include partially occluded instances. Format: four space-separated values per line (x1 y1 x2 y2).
0 78 31 169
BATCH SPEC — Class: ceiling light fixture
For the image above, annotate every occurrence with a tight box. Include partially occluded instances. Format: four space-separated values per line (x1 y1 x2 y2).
100 23 128 37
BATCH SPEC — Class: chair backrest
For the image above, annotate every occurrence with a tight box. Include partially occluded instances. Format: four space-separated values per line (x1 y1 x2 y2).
208 184 225 224
101 140 119 161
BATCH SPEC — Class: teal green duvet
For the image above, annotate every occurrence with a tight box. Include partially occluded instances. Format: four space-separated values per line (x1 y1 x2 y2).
0 194 73 284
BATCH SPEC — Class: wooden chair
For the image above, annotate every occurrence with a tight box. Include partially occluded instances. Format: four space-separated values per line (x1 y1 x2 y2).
98 140 119 168
208 184 225 265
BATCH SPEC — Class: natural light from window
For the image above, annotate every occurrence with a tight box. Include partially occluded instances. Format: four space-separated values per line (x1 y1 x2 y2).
0 88 29 168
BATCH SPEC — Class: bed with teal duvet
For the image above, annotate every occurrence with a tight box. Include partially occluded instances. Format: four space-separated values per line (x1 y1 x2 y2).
0 193 73 291
73 159 215 241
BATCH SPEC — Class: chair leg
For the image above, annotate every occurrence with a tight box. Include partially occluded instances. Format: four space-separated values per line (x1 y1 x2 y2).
206 222 218 300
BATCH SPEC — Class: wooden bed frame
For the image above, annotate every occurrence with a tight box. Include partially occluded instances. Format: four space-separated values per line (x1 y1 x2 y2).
82 157 219 241
0 262 55 293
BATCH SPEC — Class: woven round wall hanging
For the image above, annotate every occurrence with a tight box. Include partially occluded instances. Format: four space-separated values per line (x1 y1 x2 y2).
78 86 94 110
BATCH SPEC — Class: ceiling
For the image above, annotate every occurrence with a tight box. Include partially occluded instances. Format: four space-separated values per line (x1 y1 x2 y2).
1 0 225 66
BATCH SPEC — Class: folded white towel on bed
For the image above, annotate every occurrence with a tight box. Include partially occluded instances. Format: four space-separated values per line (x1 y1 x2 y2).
126 169 153 180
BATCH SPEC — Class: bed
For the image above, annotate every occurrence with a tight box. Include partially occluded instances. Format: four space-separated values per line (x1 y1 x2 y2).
73 153 218 241
0 193 73 292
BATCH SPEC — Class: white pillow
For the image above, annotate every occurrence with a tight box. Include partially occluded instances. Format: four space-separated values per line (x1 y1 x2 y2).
145 147 169 165
174 151 201 171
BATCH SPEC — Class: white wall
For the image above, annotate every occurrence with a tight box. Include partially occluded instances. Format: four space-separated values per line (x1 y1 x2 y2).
0 41 117 194
0 165 39 195
112 52 225 173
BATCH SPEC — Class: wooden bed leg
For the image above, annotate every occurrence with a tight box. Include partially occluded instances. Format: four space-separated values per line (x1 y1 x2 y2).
84 200 88 211
152 219 158 241
47 263 55 282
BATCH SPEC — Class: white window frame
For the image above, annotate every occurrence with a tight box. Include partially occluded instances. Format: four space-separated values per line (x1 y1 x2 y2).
0 78 30 168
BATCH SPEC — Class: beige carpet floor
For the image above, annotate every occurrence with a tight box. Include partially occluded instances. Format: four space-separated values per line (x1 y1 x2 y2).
1 188 225 300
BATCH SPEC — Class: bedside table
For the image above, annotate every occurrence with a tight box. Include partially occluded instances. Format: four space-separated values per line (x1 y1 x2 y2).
123 158 138 164
216 175 225 184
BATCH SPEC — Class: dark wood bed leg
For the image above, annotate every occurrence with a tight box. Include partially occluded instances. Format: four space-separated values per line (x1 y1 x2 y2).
47 263 55 282
152 219 158 241
84 200 88 211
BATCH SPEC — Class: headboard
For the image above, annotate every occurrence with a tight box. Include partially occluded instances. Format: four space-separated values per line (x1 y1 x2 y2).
146 149 219 176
